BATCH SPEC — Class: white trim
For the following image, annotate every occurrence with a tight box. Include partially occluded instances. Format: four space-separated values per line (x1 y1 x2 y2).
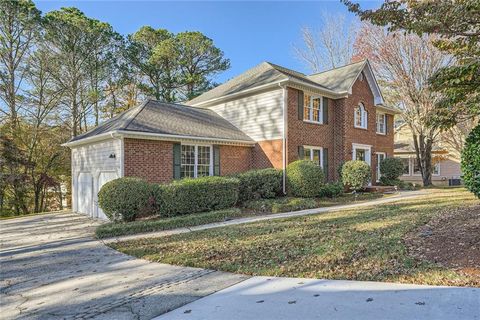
352 143 372 166
303 94 324 124
376 112 386 135
376 152 386 182
180 143 214 178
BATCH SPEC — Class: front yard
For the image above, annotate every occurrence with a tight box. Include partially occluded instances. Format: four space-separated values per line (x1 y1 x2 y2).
111 188 480 287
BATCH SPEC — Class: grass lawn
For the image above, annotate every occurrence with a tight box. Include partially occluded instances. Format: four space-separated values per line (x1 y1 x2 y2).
111 188 480 287
97 192 387 238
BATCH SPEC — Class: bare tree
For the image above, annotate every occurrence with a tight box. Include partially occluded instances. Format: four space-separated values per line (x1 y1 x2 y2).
293 13 358 73
439 118 478 160
355 23 452 186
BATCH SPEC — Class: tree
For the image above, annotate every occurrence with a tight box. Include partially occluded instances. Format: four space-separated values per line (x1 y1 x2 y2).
0 0 40 129
174 31 230 100
462 124 480 198
439 118 478 160
293 13 358 72
343 0 480 127
354 24 451 186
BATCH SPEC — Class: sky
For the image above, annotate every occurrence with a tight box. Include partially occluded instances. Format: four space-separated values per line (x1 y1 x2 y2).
34 0 382 83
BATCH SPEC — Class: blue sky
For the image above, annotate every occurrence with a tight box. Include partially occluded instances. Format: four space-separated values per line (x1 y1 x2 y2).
34 1 381 83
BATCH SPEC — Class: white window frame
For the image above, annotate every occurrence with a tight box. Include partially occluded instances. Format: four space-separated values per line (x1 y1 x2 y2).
304 94 324 124
376 113 386 135
433 161 441 176
304 145 324 168
181 144 213 178
397 156 412 176
354 103 368 129
411 157 441 177
376 152 386 182
352 143 372 166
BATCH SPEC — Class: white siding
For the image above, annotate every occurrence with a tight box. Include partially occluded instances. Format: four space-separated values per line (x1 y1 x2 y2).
71 138 123 219
210 88 283 141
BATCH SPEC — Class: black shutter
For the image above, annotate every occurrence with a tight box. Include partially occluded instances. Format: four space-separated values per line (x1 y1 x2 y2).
385 114 389 134
213 145 220 176
298 145 304 160
322 97 329 124
173 143 181 179
323 148 329 181
298 90 304 120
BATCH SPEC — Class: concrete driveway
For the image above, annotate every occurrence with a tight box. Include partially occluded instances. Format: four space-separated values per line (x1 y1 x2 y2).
0 212 245 320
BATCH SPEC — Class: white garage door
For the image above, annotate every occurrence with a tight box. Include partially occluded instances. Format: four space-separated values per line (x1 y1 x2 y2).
97 171 118 220
77 173 93 216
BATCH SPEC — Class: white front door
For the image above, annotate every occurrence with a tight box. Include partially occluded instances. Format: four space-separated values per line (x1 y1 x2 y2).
77 173 93 216
97 171 118 220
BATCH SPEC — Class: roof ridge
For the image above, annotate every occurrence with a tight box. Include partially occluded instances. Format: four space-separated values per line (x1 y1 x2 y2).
265 61 306 77
123 99 150 130
308 59 367 77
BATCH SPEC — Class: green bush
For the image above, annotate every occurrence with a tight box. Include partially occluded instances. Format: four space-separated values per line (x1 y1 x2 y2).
236 168 282 202
341 160 371 191
98 177 154 222
462 124 480 198
286 160 325 197
380 158 405 181
319 182 344 198
159 176 240 216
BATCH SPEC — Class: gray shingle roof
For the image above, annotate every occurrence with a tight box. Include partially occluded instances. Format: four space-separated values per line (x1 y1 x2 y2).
68 100 254 143
188 61 331 106
306 60 367 93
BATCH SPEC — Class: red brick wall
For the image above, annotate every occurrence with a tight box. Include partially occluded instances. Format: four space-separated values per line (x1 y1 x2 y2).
252 139 283 169
124 138 174 183
219 145 253 175
286 87 336 179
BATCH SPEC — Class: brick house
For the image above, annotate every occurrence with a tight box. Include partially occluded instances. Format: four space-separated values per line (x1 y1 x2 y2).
64 60 398 219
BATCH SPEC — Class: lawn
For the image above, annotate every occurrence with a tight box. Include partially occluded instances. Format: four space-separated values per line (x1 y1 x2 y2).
111 188 479 287
97 192 386 238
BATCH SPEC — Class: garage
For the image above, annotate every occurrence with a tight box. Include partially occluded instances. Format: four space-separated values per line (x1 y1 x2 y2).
96 171 118 219
77 172 93 217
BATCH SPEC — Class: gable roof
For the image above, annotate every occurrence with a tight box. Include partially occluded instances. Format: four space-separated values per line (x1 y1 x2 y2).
306 60 367 93
188 59 386 107
66 100 254 146
187 62 335 106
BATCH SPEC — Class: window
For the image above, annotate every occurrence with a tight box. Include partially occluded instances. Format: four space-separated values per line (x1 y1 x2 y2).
181 145 212 178
376 113 386 134
354 103 368 129
376 152 386 181
400 158 410 175
355 149 366 161
413 159 440 176
304 94 323 123
352 143 372 165
433 161 440 176
304 146 323 167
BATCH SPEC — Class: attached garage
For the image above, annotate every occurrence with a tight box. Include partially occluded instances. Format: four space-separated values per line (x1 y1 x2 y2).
77 173 93 217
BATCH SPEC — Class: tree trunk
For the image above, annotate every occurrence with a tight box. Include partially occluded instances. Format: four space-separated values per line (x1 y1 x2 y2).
412 131 433 187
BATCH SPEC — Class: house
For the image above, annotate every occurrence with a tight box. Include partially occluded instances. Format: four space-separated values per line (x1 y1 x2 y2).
64 59 398 219
394 124 462 186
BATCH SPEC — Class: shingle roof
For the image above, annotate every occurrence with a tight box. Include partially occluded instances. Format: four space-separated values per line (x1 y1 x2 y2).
187 61 331 106
306 60 367 93
68 100 254 143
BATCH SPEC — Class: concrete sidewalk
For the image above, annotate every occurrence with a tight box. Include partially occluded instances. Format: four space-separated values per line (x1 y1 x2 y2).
155 276 480 320
103 190 427 244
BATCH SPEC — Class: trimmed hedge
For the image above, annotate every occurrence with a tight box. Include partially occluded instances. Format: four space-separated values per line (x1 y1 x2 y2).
157 176 240 217
286 160 325 197
462 124 480 198
341 160 371 191
319 182 344 198
236 168 282 202
98 177 153 222
380 158 404 182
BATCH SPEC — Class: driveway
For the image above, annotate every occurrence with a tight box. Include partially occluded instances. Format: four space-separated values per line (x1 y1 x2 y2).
0 212 246 320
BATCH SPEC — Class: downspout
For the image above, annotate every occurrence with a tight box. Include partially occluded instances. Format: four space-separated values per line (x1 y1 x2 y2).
279 83 288 194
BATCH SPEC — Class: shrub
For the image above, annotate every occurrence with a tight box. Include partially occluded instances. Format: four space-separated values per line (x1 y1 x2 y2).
462 124 480 198
286 160 325 197
319 182 344 198
341 160 371 191
159 176 240 216
271 198 317 213
236 168 282 202
98 177 153 222
380 158 405 181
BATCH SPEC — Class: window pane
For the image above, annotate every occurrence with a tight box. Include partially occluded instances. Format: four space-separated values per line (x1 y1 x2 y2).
413 159 421 174
304 95 311 121
400 158 410 175
197 146 211 177
305 148 311 160
433 162 440 175
181 145 195 178
312 149 321 166
355 149 366 161
312 97 321 122
355 107 362 127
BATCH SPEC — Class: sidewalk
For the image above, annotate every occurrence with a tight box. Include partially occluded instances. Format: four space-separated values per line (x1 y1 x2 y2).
102 190 427 244
154 276 480 320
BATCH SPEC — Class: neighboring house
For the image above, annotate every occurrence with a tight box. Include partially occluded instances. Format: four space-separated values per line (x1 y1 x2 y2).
394 124 462 186
64 59 398 219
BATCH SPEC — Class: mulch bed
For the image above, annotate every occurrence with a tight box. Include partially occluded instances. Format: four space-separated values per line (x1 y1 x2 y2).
405 204 480 279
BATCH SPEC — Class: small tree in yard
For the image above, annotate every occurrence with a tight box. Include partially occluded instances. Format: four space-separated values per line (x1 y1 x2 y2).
462 125 480 199
341 160 371 192
379 158 405 186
